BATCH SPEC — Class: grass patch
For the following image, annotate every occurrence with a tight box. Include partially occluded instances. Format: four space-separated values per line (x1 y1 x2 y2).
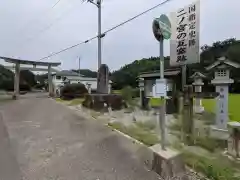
55 98 67 103
68 98 84 106
169 120 182 132
194 136 226 152
112 90 121 94
135 121 156 131
202 94 240 122
183 151 240 180
108 122 159 146
149 98 163 107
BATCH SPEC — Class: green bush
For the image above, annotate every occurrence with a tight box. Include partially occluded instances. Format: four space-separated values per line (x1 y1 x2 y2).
121 86 133 102
132 88 140 98
0 80 31 91
60 83 88 100
121 86 140 107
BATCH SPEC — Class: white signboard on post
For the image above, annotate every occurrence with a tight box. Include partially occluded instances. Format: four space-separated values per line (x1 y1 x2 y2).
152 79 167 98
170 1 200 66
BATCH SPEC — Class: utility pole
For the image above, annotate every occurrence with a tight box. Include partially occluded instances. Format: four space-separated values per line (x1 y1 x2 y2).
86 0 102 91
87 0 102 70
97 0 102 70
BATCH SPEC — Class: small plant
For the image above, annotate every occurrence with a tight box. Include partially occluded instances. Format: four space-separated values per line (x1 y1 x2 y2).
135 121 156 131
68 98 84 106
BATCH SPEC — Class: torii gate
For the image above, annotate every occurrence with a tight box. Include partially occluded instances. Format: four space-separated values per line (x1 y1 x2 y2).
0 56 61 99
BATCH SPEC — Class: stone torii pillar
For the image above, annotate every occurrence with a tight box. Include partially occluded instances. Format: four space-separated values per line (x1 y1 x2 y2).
190 72 206 114
13 62 20 100
48 65 54 97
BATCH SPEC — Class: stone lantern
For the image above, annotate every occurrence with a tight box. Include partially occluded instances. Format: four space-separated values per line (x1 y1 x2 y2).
190 71 206 113
206 56 240 136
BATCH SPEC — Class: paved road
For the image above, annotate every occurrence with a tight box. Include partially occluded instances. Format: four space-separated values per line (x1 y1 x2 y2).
0 94 160 180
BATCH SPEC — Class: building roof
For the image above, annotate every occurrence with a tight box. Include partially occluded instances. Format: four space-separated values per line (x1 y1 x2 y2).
206 56 240 71
139 68 181 78
190 71 206 79
0 56 61 67
52 70 84 77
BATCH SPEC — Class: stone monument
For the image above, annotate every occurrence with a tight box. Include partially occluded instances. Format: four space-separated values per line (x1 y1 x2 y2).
227 122 240 158
97 64 109 94
83 64 126 111
190 71 206 113
206 56 240 138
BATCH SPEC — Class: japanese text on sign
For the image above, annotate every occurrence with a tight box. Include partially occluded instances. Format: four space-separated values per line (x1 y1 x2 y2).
170 1 200 66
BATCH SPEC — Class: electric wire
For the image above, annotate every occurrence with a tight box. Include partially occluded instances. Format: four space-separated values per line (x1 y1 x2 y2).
38 0 173 61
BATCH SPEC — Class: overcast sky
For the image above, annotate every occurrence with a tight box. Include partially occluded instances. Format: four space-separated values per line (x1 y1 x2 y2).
0 0 239 72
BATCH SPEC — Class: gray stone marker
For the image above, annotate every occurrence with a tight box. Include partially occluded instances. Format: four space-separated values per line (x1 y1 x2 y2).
227 121 240 158
206 56 240 138
97 64 109 94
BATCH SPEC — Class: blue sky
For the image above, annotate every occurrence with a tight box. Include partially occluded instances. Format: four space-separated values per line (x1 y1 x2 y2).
0 0 239 72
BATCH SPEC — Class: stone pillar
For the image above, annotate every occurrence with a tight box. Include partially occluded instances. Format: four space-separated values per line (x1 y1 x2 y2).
192 78 204 113
215 85 229 130
97 64 109 94
13 62 20 100
48 65 53 97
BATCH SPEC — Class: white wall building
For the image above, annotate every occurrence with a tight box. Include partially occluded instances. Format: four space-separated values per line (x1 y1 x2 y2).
52 70 111 94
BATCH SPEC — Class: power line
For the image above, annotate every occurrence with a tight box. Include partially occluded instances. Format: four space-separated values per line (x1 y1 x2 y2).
38 0 173 61
52 0 62 8
13 0 83 55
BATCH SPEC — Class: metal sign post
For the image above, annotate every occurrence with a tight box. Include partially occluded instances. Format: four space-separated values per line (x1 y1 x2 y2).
152 14 171 150
159 37 166 150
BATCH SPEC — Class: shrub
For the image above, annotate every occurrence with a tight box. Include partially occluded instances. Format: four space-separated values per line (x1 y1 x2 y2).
60 83 88 100
121 86 133 102
132 88 140 98
0 80 31 91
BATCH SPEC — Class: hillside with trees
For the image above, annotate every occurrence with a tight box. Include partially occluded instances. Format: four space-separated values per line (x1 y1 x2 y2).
111 38 240 90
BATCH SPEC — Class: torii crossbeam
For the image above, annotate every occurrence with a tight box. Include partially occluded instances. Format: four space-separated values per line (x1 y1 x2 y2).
0 56 61 99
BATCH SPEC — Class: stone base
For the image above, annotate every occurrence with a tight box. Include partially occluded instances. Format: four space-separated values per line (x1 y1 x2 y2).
194 106 204 114
150 144 186 179
12 94 17 100
82 94 127 111
210 126 230 140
